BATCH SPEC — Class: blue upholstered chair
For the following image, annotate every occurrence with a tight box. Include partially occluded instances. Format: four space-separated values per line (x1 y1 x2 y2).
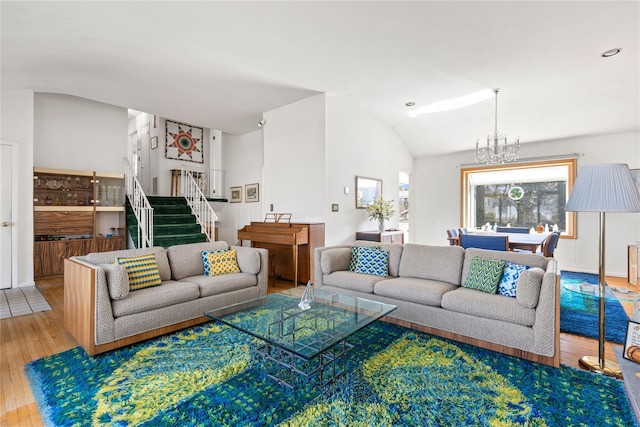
542 232 561 257
496 226 529 234
459 234 509 251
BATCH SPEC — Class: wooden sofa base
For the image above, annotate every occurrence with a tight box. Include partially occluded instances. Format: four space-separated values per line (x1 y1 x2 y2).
381 316 560 367
64 258 212 356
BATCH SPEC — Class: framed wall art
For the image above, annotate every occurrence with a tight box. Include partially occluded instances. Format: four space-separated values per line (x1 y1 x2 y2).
165 119 204 163
150 136 158 149
355 176 382 209
245 183 259 203
230 186 242 203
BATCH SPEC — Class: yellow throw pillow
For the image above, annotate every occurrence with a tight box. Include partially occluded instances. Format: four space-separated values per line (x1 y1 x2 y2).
204 249 241 276
115 253 162 291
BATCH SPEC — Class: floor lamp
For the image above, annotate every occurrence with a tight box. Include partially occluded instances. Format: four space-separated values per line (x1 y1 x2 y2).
565 163 640 378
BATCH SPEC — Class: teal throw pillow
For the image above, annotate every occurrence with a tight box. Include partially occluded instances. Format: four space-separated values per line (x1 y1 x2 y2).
348 245 380 272
498 261 530 297
354 246 389 277
464 257 506 294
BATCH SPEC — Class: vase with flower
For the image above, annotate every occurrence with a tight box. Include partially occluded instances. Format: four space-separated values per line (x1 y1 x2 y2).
367 196 395 232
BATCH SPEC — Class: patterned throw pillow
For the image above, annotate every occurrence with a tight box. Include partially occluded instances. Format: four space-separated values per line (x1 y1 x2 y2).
348 245 381 272
202 249 228 276
354 246 389 277
498 261 531 297
463 257 506 294
204 249 241 276
115 253 162 291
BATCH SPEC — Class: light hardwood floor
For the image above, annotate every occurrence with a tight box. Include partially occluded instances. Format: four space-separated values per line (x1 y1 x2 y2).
1 275 637 426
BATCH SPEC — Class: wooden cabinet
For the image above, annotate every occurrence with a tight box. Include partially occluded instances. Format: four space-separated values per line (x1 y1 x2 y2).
629 244 639 287
356 230 405 244
33 167 126 278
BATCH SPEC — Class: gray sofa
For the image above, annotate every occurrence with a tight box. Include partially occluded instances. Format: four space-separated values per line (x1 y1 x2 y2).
314 241 560 366
64 241 268 355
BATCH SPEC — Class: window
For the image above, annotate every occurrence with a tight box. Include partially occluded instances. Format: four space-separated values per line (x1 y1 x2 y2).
461 159 577 238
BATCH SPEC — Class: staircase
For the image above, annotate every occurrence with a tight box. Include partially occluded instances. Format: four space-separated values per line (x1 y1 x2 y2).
127 196 208 248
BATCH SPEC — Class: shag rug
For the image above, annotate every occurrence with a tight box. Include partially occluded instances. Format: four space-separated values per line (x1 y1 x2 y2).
26 321 636 426
560 271 630 344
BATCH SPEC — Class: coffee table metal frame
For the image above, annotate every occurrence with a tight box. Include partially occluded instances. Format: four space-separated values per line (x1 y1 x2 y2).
205 289 396 390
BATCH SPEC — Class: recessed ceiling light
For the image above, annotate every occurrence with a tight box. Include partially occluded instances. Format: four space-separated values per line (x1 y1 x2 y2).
408 89 494 117
602 48 621 57
405 101 415 107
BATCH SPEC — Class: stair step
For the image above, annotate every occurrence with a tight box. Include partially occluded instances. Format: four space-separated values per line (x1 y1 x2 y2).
146 196 188 206
128 214 196 225
129 223 201 236
152 233 208 248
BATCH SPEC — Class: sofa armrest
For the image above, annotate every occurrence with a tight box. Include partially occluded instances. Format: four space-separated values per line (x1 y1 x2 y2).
231 246 269 297
64 257 117 355
314 245 353 289
531 258 560 364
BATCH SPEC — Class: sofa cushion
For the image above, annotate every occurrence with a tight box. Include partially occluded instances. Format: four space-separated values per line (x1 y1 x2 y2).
166 241 229 280
321 248 352 274
353 240 403 277
498 261 531 297
111 280 200 317
235 248 261 275
398 244 465 286
203 250 241 276
353 247 389 277
461 248 547 286
374 277 457 307
101 263 129 300
84 246 171 281
181 273 258 297
441 287 536 327
516 267 545 308
115 253 163 291
322 271 385 294
463 257 505 294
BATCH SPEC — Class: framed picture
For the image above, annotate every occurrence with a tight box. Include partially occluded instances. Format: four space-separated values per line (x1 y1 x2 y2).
355 176 382 209
165 119 204 163
245 183 259 203
150 136 158 149
623 320 640 363
230 186 242 203
152 115 158 129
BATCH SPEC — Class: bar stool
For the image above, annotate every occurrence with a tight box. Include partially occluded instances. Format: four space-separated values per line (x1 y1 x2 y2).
170 169 180 196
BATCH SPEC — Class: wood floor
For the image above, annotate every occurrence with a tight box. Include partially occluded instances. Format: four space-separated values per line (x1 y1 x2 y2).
1 275 637 426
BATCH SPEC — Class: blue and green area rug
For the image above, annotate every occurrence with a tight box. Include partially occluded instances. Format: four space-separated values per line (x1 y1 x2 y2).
560 271 630 344
26 320 636 426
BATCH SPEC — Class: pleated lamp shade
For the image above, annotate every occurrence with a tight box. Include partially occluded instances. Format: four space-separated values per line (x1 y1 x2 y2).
565 163 640 212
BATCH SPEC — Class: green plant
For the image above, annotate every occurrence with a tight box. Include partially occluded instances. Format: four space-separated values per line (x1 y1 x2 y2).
367 196 395 221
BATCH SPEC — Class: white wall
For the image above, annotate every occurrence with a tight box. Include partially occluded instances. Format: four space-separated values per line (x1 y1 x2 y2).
413 131 640 277
1 90 35 287
34 94 127 173
263 94 326 222
325 96 414 246
218 129 263 244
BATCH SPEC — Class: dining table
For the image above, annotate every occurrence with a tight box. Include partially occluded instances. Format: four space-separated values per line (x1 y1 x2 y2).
467 230 551 253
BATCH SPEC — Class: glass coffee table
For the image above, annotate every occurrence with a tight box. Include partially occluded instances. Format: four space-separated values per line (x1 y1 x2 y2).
205 289 396 389
563 282 639 301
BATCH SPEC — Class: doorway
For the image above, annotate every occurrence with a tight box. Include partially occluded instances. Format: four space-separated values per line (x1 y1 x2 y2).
1 142 14 288
399 171 409 243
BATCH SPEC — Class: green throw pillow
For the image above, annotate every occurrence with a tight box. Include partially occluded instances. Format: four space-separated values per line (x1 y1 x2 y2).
354 246 389 277
463 257 506 294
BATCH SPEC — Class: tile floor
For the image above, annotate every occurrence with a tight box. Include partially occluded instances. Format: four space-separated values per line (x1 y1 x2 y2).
0 286 52 319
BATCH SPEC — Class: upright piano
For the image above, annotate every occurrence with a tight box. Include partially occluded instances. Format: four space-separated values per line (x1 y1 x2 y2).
237 221 325 285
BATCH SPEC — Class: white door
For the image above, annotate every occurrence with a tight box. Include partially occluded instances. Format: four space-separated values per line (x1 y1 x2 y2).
0 143 13 288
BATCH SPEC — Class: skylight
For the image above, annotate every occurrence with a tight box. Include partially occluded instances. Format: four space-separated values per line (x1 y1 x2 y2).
407 89 494 117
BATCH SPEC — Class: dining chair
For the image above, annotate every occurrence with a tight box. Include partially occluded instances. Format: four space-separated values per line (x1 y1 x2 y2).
458 227 469 235
496 226 529 234
459 234 509 251
541 232 561 257
446 229 459 246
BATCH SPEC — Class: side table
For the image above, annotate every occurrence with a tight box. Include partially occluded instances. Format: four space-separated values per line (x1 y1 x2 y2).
613 345 640 423
356 230 404 244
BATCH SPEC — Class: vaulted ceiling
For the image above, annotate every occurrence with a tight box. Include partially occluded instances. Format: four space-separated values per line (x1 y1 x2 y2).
2 1 638 158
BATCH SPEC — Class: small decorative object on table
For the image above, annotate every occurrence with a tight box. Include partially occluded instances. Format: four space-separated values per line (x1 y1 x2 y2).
624 320 640 364
366 196 395 233
298 280 314 311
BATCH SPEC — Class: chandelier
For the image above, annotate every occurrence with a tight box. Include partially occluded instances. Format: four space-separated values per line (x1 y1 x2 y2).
475 89 520 164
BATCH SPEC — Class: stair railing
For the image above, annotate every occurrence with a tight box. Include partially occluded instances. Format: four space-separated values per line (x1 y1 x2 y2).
124 158 154 248
181 168 218 241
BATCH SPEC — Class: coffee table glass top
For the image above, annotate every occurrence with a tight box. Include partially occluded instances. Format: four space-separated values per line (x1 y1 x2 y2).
563 282 639 302
205 289 396 359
